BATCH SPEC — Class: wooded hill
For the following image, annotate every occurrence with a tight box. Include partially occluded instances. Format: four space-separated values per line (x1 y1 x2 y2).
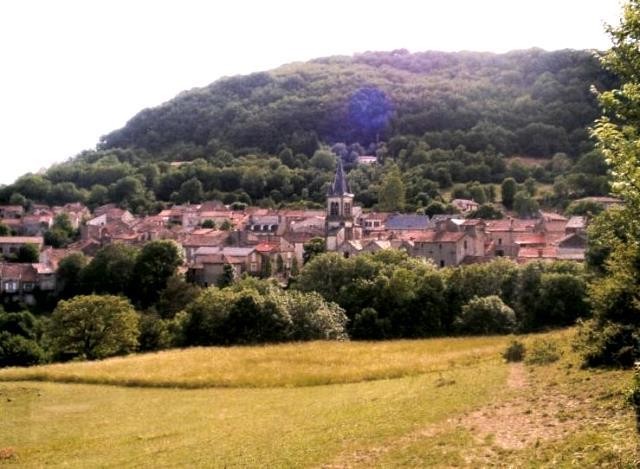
0 49 616 212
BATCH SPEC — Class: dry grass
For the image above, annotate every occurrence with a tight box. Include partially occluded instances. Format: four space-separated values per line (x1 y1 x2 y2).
0 335 516 388
1 329 637 467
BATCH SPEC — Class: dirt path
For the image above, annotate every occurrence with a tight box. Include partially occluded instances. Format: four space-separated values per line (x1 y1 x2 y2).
321 364 590 468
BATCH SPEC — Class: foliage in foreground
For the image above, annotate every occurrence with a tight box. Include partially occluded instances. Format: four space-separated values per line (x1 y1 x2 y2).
576 0 640 368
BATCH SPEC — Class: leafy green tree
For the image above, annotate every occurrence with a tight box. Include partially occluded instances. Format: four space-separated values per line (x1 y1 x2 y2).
469 204 503 219
178 177 204 203
0 223 9 236
501 177 517 209
46 295 139 360
260 256 272 279
453 295 516 335
378 166 406 211
303 237 326 264
201 219 216 229
0 332 45 367
155 275 202 319
44 213 76 248
217 264 235 288
56 252 89 298
81 244 139 296
16 244 39 263
290 257 300 277
575 0 640 366
513 191 539 218
132 240 183 308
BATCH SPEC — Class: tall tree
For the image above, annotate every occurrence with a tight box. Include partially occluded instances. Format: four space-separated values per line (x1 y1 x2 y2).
501 177 517 209
378 165 406 212
131 240 183 308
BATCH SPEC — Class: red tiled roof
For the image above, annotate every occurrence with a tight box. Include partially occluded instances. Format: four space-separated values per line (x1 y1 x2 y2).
400 231 465 243
514 233 546 245
0 263 38 282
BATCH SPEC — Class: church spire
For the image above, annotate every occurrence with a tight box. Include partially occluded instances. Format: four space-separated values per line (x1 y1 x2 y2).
327 157 353 196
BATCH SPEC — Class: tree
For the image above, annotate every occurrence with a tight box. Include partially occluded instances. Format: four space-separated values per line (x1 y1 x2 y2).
155 275 202 319
16 244 39 263
217 264 235 288
201 219 216 229
0 222 9 236
575 1 640 366
378 165 406 211
131 240 183 308
56 252 89 298
453 295 516 335
46 295 139 360
44 213 76 248
260 256 272 279
469 204 503 220
303 237 326 264
81 244 139 296
0 310 45 367
178 177 204 203
513 191 539 218
501 177 517 209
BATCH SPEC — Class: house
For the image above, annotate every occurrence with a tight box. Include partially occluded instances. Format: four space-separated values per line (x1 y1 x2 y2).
385 214 431 232
188 246 259 286
0 236 44 258
485 218 538 257
181 231 230 263
356 155 378 165
451 199 479 213
401 230 470 267
0 205 24 219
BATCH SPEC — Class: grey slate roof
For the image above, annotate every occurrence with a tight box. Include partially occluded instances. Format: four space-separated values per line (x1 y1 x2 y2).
385 214 431 230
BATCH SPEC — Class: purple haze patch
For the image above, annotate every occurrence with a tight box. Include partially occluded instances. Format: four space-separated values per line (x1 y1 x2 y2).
348 87 393 143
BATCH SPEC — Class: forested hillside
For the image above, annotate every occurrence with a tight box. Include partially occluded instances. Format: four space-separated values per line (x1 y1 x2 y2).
0 49 616 213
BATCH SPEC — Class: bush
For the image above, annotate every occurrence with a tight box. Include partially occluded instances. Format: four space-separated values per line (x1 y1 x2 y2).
0 332 46 367
454 295 516 335
503 339 526 362
525 339 562 365
574 319 639 368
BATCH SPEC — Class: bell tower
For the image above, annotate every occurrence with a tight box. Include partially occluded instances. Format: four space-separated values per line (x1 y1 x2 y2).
325 157 355 239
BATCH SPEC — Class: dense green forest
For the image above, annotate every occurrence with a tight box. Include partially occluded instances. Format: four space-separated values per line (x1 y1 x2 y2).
0 49 616 212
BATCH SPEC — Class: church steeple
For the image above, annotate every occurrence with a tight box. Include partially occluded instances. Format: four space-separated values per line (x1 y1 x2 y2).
327 157 353 197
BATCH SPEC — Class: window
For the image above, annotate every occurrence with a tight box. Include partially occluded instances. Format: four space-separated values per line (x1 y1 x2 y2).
464 240 467 250
330 201 339 216
440 260 445 267
344 202 351 216
250 262 258 272
498 238 502 245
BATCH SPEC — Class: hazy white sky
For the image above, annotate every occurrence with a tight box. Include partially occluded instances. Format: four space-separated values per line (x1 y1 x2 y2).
0 0 623 184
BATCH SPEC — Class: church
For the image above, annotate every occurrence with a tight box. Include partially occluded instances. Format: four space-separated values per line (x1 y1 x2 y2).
325 158 362 251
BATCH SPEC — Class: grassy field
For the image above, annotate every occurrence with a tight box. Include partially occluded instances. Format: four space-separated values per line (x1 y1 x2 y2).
0 330 637 467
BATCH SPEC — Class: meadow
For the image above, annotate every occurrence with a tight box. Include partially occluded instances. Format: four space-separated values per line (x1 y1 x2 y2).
0 330 637 467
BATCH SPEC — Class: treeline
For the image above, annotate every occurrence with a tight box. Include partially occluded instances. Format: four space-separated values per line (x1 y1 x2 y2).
0 143 610 215
0 247 590 367
294 250 588 339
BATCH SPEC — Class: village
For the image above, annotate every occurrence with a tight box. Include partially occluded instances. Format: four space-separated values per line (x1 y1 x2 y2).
0 160 614 305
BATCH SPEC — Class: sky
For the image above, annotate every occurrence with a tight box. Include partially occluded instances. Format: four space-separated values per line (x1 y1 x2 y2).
0 0 623 185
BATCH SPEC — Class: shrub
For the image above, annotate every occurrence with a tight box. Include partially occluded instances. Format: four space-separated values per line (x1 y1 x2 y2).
454 295 516 335
0 332 46 367
503 339 526 362
574 319 640 368
525 339 562 365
